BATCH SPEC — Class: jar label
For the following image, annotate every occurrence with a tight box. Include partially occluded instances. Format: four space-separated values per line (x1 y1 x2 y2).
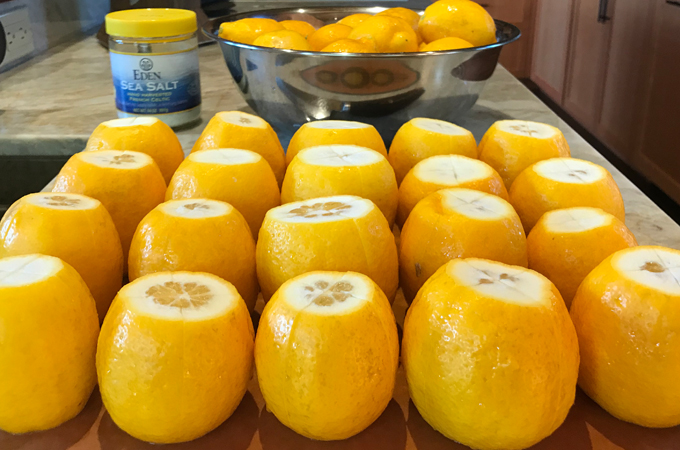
110 50 201 115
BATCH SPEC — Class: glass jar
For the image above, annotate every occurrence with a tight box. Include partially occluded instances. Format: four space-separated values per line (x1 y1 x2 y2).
105 9 202 128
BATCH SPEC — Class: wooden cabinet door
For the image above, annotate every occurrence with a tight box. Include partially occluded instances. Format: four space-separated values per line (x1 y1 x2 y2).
561 0 613 130
636 0 680 203
483 0 535 78
596 0 656 159
530 0 575 102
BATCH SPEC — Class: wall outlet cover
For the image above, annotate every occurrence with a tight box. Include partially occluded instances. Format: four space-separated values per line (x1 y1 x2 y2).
0 7 35 69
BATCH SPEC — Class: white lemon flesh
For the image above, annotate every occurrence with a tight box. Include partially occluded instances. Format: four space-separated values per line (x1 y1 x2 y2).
217 111 268 129
533 158 605 184
447 258 551 306
306 120 370 130
412 118 469 136
614 247 680 296
439 188 514 220
189 148 262 165
122 272 239 321
79 150 153 170
26 193 99 211
160 199 232 219
101 117 158 128
413 154 494 185
298 145 383 167
269 195 373 224
542 207 612 233
0 254 62 287
282 271 372 315
495 120 558 139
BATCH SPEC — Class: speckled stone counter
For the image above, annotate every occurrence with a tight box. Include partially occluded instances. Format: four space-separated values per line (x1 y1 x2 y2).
1 36 679 248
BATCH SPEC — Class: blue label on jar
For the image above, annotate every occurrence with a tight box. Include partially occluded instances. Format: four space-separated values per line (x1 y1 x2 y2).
110 50 201 115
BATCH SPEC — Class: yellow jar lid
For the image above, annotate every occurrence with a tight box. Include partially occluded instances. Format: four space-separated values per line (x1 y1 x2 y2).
106 8 197 38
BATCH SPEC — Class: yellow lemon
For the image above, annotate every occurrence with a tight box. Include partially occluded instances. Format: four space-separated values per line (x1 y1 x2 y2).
128 199 258 310
253 30 311 51
279 19 316 38
418 0 496 46
338 13 373 28
286 120 387 164
403 258 579 449
509 157 626 232
478 120 571 188
0 254 98 433
320 38 376 53
97 271 254 443
166 149 280 238
400 188 527 303
256 195 399 302
282 145 398 226
420 36 474 51
218 18 283 44
191 111 286 186
52 150 166 270
256 271 399 440
307 23 353 51
397 154 508 226
571 246 680 427
85 117 184 184
527 207 637 307
0 193 123 320
348 15 419 52
388 118 478 185
377 7 420 32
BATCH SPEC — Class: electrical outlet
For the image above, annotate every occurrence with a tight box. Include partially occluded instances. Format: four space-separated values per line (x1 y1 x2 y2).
0 8 34 68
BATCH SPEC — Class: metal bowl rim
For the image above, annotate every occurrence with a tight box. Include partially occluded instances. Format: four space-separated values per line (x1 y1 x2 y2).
202 6 521 58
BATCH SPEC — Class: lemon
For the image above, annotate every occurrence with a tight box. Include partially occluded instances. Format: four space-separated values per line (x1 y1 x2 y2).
571 246 680 427
97 271 254 443
403 258 579 449
256 271 399 440
0 254 98 433
128 199 258 310
256 195 399 302
0 193 123 320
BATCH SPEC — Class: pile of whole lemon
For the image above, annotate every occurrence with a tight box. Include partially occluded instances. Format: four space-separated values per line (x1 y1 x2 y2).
1 110 680 450
218 0 497 53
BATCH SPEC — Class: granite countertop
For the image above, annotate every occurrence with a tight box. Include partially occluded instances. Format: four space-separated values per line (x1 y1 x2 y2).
1 36 679 249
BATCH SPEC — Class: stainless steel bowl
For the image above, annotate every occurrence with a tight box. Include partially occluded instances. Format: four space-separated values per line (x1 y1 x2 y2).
203 7 520 142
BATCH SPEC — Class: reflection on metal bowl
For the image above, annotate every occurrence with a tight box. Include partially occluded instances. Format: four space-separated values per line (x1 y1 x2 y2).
203 7 520 142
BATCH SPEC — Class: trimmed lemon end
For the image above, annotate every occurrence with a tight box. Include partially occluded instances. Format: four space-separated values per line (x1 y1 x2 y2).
306 120 370 130
121 272 240 321
189 148 262 165
26 193 99 210
298 145 383 167
413 154 492 185
613 247 680 296
447 258 551 306
533 158 606 184
542 207 612 233
439 188 513 220
217 111 268 129
78 150 153 170
281 271 372 315
0 254 63 287
412 118 469 136
495 120 558 139
101 117 158 128
269 195 373 223
160 199 233 219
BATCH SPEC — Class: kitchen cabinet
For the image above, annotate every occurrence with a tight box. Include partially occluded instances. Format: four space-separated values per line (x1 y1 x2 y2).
635 0 680 203
529 0 573 101
484 0 537 78
531 0 656 162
